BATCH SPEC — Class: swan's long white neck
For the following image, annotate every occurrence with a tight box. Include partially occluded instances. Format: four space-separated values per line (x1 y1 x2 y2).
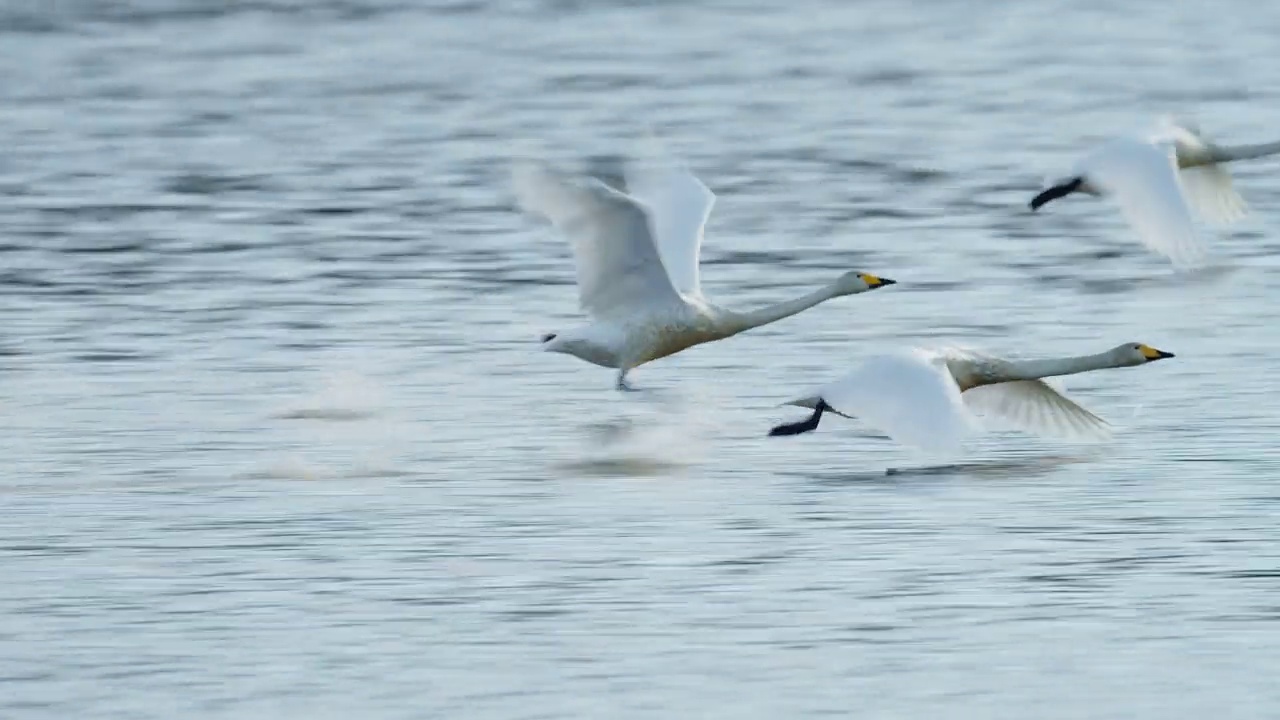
1204 140 1280 165
721 284 842 335
1001 351 1118 382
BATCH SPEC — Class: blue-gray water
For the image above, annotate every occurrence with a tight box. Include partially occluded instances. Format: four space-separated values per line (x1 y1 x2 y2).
4 1 1280 717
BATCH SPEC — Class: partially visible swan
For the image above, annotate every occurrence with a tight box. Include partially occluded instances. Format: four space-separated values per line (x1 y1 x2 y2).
512 157 896 390
770 342 1175 453
1029 117 1280 267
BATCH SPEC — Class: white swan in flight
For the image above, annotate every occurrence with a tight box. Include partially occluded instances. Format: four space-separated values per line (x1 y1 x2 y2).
513 157 896 390
1029 117 1280 267
769 342 1175 453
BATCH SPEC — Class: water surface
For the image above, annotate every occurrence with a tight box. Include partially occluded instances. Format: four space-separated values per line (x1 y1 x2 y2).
3 1 1280 717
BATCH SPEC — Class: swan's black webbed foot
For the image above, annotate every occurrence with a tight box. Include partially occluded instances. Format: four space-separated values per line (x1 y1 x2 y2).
1029 177 1083 211
615 372 638 392
768 400 828 437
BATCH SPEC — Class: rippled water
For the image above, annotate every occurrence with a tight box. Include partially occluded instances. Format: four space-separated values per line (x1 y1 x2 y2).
4 1 1280 717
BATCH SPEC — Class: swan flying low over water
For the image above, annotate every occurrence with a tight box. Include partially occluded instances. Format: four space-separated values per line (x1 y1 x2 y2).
770 342 1175 453
1030 117 1280 267
513 157 896 390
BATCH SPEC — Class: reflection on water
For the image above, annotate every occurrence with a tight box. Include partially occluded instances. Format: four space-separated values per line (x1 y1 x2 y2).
793 452 1103 484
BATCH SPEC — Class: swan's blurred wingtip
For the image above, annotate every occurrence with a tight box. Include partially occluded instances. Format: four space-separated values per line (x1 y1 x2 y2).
627 128 697 176
1167 252 1211 273
511 161 564 214
1071 426 1115 444
510 159 550 188
634 125 672 155
1073 413 1116 442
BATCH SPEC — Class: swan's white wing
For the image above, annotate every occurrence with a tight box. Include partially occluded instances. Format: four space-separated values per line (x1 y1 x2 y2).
512 163 684 318
815 349 977 453
1081 137 1207 268
1150 119 1249 224
934 345 1113 442
1178 165 1248 225
1150 115 1202 139
961 379 1113 442
621 158 715 297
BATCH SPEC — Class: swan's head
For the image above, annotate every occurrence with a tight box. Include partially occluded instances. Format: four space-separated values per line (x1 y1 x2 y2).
1112 342 1176 366
835 271 897 296
1030 176 1085 211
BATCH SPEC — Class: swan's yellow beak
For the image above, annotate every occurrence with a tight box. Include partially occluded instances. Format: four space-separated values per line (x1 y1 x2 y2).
1138 344 1175 361
861 273 896 289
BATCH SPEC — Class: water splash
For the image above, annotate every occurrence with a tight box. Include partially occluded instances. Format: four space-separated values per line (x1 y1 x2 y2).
273 370 386 421
552 389 716 477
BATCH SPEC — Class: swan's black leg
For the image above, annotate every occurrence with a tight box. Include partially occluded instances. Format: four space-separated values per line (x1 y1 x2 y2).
615 369 638 392
1029 177 1084 211
769 400 828 437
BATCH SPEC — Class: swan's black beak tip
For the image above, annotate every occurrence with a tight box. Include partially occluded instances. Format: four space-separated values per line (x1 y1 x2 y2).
859 274 896 289
1155 350 1175 360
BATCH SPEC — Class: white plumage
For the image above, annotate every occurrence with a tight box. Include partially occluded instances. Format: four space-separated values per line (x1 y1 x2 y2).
1075 134 1206 267
513 147 896 391
1030 117 1280 268
513 163 685 320
772 343 1175 454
